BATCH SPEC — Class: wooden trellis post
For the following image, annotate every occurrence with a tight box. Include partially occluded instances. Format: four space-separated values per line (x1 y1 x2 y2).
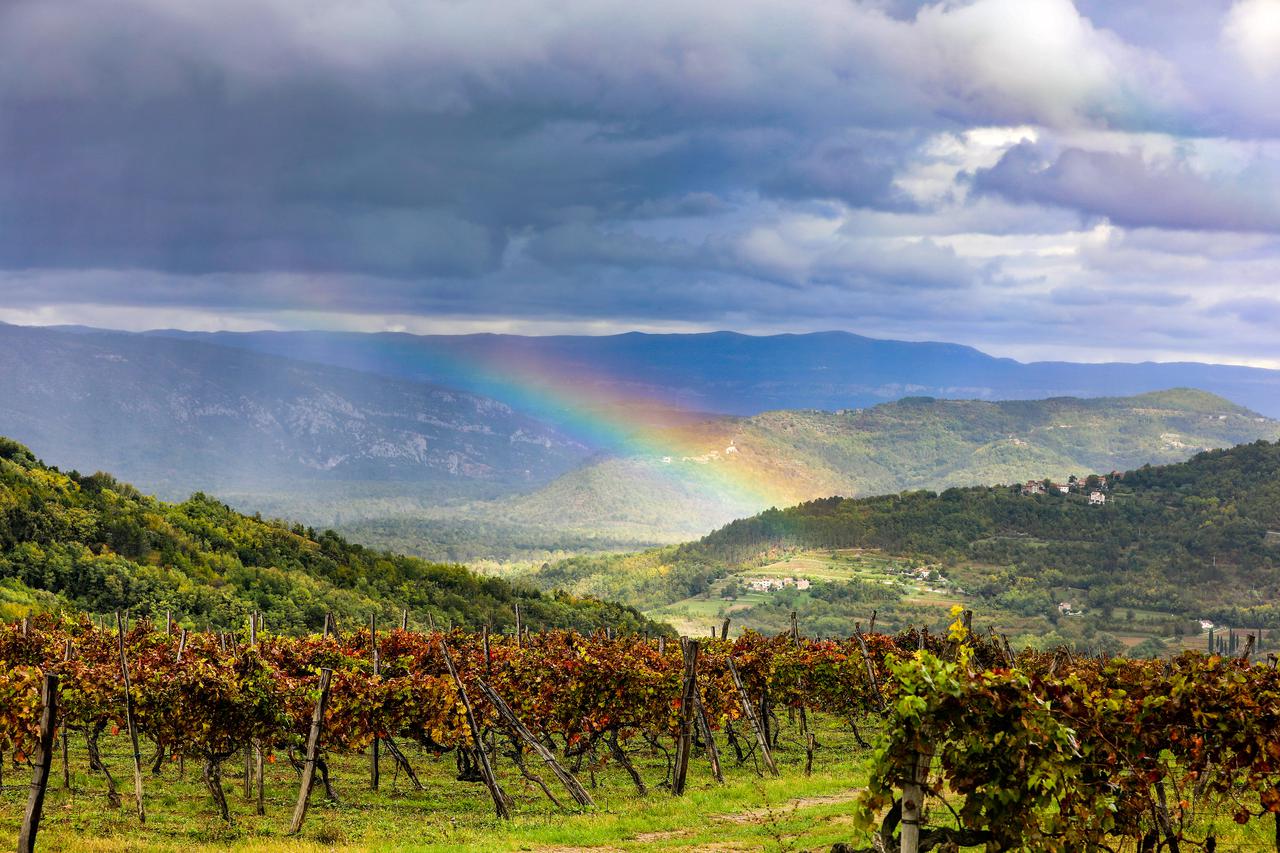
61 639 72 789
441 640 510 819
370 612 380 791
726 655 778 776
672 638 700 795
790 611 810 741
115 612 146 823
693 690 723 783
474 678 594 807
900 748 932 853
17 673 58 853
288 668 332 835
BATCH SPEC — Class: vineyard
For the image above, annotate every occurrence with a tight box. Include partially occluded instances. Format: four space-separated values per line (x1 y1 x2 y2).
0 611 1279 851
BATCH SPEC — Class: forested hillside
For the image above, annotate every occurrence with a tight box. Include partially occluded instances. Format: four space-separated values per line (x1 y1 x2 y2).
539 439 1280 629
356 389 1279 556
0 437 653 634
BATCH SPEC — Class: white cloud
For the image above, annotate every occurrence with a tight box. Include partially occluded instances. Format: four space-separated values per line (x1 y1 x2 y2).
1224 0 1280 79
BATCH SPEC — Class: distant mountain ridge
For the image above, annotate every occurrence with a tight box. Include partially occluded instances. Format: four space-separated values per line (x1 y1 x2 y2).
141 328 1280 418
0 323 589 501
332 389 1280 558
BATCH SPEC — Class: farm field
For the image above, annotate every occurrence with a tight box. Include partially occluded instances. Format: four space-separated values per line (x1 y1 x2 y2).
646 548 1244 656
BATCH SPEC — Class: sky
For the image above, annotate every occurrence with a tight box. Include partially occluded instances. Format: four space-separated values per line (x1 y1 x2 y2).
4 0 1280 366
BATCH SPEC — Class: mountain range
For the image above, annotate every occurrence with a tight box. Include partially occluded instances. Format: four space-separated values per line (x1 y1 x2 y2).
144 328 1280 419
0 323 588 501
8 322 1280 559
334 388 1280 559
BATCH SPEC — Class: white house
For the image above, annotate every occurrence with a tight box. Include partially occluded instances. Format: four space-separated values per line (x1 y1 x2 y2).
1089 491 1107 506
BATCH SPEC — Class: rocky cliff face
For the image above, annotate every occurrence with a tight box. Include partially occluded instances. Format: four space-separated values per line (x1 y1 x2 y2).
0 323 589 499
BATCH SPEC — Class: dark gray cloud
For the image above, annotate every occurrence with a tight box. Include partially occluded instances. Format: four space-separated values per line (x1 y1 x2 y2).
2 0 1280 366
973 142 1280 233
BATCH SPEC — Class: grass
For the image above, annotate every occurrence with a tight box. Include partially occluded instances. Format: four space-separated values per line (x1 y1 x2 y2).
0 713 870 852
1 709 1272 851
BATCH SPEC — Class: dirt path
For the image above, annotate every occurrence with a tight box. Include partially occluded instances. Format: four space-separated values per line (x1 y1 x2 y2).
713 788 863 824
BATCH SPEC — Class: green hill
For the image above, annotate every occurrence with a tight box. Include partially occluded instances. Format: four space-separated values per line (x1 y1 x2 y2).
349 389 1280 559
535 438 1280 646
0 437 655 634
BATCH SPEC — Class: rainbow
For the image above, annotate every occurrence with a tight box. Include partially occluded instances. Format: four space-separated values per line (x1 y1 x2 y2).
402 340 791 509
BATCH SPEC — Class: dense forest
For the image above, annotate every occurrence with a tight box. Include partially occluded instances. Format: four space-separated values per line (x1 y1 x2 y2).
539 439 1280 628
0 437 656 634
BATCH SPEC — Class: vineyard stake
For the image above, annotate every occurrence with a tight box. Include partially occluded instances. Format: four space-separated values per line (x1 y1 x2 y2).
370 612 380 792
400 609 408 631
900 748 932 853
288 667 333 835
17 673 58 853
61 639 72 790
165 610 172 636
853 624 886 712
482 626 492 677
115 611 146 823
790 611 810 742
441 640 511 819
514 603 522 647
721 617 731 639
726 655 778 776
475 678 594 807
251 614 265 814
693 685 723 783
672 638 700 795
804 732 815 777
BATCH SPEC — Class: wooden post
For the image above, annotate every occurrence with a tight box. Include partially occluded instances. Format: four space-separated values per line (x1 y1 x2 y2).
658 636 666 655
726 655 778 776
693 689 723 783
288 668 332 835
900 748 932 853
400 609 409 631
672 639 700 795
482 626 492 677
440 640 511 819
61 639 72 789
790 611 811 741
804 732 815 776
853 625 886 711
370 612 380 791
115 612 146 823
21 616 28 636
514 603 522 648
721 617 731 640
474 678 594 807
175 627 187 662
164 610 172 636
17 673 58 853
249 615 264 814
243 615 256 801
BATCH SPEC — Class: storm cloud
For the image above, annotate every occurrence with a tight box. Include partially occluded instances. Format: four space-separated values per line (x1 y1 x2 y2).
3 0 1280 365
